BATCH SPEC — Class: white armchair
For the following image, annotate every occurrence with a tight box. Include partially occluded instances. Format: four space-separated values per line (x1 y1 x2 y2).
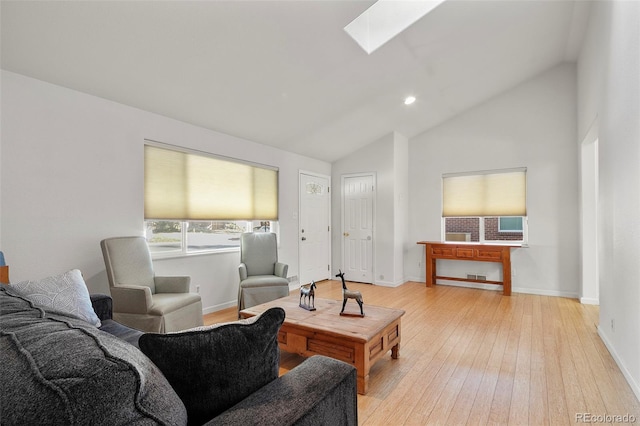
238 233 289 314
100 236 203 333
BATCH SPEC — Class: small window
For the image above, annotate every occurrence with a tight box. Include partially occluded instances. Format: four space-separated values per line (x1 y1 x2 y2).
498 217 523 232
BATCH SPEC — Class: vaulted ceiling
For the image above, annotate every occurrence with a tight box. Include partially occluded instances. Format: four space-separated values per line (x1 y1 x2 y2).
1 1 590 162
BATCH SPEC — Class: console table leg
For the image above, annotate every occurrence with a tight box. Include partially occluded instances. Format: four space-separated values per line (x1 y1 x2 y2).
502 248 512 296
425 255 434 287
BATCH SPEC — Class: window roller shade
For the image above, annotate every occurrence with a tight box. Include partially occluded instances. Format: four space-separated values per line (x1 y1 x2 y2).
442 169 526 217
145 144 278 221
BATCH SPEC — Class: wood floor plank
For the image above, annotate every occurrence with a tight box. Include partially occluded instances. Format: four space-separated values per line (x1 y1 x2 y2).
202 280 639 425
364 286 481 425
422 291 500 424
527 295 549 425
557 297 609 418
488 294 525 424
540 296 570 425
564 297 637 419
409 289 498 424
508 294 533 425
445 292 504 425
465 295 518 425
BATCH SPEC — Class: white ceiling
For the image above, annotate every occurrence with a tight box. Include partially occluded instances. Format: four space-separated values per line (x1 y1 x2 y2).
1 0 590 162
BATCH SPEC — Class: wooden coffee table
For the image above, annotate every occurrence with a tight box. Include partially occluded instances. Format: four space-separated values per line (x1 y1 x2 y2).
239 294 405 394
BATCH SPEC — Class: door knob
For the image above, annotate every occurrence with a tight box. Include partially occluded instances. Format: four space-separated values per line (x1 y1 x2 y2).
343 232 350 237
301 237 306 241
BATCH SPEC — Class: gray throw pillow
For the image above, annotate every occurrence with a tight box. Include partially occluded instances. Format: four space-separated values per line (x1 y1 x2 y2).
11 269 101 327
139 307 285 425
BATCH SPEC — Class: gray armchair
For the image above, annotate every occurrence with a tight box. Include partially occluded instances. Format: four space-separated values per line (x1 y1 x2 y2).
238 232 289 314
100 236 203 333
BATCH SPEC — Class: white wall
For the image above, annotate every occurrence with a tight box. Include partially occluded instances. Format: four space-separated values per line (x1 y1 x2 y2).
578 0 640 400
331 132 408 286
0 71 331 313
394 132 409 286
406 64 580 298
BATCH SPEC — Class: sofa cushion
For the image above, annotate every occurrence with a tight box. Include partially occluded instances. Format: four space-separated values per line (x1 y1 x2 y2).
139 307 285 426
0 286 187 425
10 269 101 327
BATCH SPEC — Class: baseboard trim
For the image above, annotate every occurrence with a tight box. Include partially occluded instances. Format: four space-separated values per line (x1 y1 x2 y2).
374 279 403 287
402 279 579 298
598 326 640 402
512 286 578 298
202 301 236 315
436 280 503 292
580 297 600 305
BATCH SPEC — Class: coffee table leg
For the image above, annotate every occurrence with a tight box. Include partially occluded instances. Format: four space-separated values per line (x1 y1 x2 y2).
391 343 400 359
359 375 369 394
357 372 369 395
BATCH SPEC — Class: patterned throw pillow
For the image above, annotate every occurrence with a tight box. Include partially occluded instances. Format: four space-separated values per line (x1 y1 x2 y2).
11 269 101 327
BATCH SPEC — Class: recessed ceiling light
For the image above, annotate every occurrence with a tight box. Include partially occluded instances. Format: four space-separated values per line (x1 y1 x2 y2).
404 96 416 105
344 0 447 55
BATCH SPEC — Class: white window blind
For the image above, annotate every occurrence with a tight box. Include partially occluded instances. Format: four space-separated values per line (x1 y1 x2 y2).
144 143 278 221
442 168 526 217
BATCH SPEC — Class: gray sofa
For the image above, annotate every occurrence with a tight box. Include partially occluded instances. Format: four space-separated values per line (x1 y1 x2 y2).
0 285 358 425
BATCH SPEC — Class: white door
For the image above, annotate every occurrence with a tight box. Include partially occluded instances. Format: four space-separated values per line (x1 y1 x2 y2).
342 174 374 283
299 173 331 285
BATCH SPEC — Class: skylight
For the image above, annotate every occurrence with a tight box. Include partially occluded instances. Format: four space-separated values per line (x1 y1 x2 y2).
344 0 446 55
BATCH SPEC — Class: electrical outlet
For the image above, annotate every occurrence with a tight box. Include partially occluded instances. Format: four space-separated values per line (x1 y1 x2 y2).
611 319 615 332
196 285 200 293
512 268 517 277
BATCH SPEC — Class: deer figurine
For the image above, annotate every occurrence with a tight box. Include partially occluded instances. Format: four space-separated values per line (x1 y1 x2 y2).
336 269 364 317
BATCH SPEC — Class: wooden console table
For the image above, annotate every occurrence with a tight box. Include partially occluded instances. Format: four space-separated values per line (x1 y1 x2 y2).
417 241 516 296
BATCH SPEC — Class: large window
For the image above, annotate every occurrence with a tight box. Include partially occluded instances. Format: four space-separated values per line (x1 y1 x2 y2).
442 168 527 244
145 220 277 254
144 142 279 255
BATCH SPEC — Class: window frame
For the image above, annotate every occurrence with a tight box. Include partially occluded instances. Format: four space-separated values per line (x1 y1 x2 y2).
441 167 527 245
145 220 279 258
144 141 281 258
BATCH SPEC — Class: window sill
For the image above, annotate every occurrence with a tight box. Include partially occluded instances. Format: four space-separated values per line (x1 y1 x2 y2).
440 241 528 247
151 247 240 261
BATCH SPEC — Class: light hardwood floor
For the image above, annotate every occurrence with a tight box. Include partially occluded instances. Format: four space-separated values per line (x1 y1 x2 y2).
204 280 640 425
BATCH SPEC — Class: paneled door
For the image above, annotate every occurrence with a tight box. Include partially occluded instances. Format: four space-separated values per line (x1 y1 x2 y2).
299 172 331 285
342 174 374 283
